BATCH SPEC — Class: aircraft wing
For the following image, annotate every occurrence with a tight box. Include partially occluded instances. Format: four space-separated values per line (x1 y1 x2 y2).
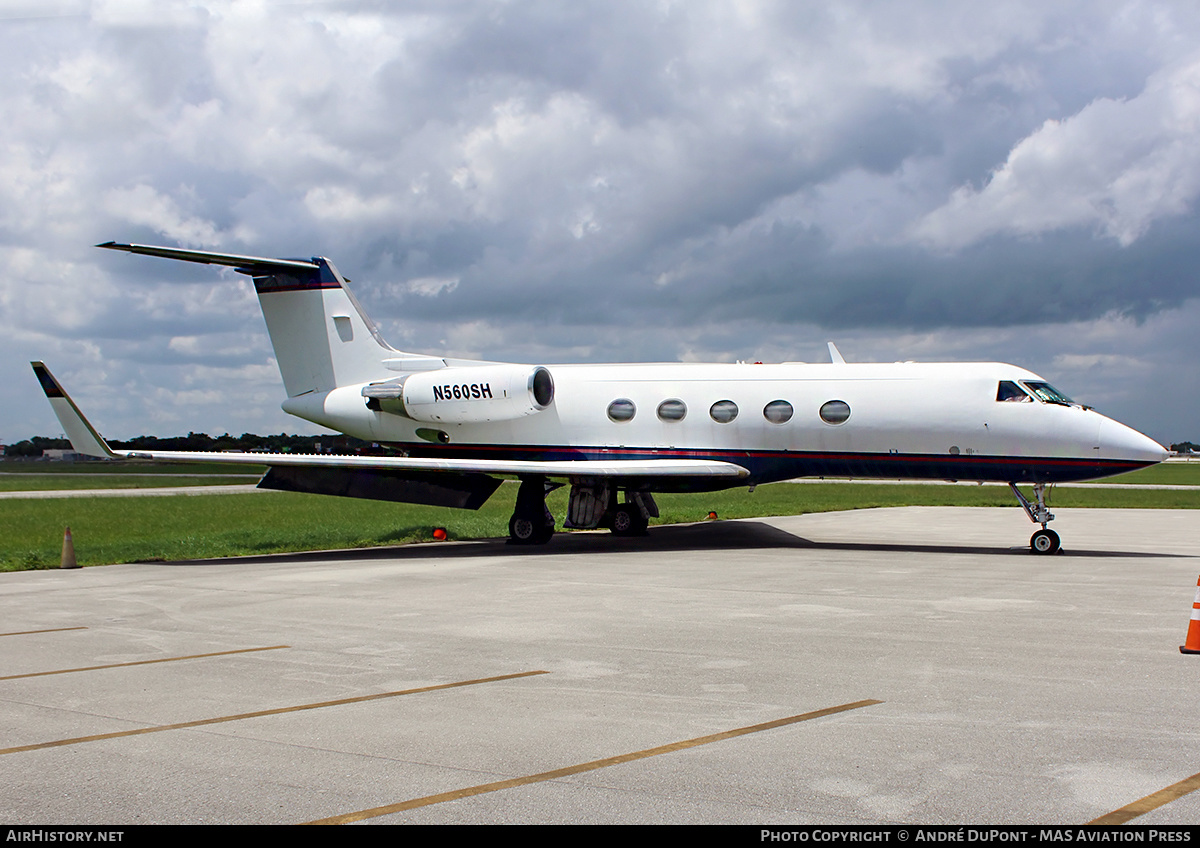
31 362 748 499
76 449 748 479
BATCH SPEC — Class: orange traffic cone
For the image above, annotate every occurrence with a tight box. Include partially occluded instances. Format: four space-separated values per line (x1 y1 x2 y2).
60 526 78 570
1181 575 1200 654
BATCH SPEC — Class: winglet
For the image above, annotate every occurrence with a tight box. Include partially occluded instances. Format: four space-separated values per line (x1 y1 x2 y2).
827 342 846 364
30 362 118 460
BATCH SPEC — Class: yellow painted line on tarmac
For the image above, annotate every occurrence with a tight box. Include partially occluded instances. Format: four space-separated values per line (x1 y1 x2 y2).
304 697 883 825
0 627 87 637
0 670 548 756
0 645 289 680
1089 770 1200 825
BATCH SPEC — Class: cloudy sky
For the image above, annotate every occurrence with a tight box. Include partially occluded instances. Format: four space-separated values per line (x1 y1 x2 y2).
3 0 1198 445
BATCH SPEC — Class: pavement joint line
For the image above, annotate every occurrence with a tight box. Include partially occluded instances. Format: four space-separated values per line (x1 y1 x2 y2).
0 626 87 638
1088 770 1200 825
302 697 884 825
0 644 290 680
0 670 549 757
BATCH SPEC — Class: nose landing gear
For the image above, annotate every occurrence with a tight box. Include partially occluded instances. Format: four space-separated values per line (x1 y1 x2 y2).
1009 482 1061 554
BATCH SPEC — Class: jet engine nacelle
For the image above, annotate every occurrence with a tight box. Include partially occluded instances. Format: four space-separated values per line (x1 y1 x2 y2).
363 364 554 424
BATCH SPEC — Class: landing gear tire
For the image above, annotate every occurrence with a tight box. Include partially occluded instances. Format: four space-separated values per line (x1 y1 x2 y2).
1030 528 1060 555
509 513 554 545
610 503 648 537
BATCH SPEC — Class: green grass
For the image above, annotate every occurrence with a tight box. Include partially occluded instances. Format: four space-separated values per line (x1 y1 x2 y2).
0 460 266 475
2 480 1197 572
656 482 1200 521
0 459 264 491
0 491 510 571
0 475 259 491
1093 462 1200 486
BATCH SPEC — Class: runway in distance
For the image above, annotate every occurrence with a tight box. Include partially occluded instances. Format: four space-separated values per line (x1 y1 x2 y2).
33 242 1169 554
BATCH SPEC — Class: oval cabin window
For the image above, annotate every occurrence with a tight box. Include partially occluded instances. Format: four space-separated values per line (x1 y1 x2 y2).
607 399 636 422
709 400 739 423
819 400 851 425
763 400 793 424
657 399 687 422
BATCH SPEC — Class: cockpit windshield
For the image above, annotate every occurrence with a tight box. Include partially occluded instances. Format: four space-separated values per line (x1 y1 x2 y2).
996 381 1031 402
1021 381 1074 406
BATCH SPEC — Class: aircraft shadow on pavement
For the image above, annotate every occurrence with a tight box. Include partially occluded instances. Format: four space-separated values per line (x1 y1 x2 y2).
161 519 1183 566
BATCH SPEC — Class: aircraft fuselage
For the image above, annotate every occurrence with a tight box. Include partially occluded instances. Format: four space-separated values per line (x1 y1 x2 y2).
282 360 1164 491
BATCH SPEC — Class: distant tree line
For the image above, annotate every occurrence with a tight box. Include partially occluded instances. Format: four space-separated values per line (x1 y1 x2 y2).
4 432 382 458
5 436 70 457
1173 442 1199 453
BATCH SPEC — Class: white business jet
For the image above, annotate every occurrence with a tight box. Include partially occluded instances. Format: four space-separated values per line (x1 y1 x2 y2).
32 242 1168 554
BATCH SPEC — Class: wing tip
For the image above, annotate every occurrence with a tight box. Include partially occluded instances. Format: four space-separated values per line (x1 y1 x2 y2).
30 362 117 460
30 361 65 398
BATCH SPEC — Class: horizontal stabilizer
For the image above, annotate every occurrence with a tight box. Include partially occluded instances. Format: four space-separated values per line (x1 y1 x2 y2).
96 242 320 277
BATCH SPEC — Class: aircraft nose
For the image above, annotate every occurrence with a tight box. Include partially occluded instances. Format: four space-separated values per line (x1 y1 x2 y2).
1097 415 1169 465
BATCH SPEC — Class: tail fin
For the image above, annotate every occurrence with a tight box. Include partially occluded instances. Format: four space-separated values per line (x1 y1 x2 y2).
97 243 407 396
247 254 396 396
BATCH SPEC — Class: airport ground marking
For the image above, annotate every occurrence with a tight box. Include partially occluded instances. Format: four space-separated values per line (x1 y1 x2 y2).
1088 769 1200 825
0 644 290 681
304 697 883 825
0 670 548 756
0 626 87 638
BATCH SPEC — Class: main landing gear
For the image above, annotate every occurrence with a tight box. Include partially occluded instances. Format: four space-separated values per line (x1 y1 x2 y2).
505 477 658 545
1009 482 1060 555
607 501 650 537
507 476 556 545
